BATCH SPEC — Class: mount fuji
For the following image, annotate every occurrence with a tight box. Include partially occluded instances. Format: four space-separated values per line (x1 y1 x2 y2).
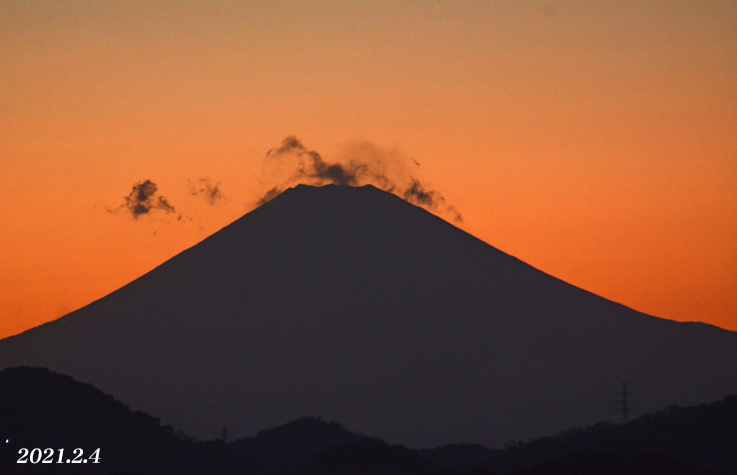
1 184 735 447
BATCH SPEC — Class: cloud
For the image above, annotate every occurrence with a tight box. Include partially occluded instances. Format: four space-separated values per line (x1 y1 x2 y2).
403 178 463 222
256 186 283 206
258 136 462 222
266 136 376 187
114 180 177 219
188 178 222 205
403 178 437 207
267 135 306 156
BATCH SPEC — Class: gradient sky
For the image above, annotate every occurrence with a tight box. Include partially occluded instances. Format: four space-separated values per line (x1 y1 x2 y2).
1 0 735 339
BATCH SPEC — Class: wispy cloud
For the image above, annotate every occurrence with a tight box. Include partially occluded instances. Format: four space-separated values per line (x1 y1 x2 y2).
187 178 223 205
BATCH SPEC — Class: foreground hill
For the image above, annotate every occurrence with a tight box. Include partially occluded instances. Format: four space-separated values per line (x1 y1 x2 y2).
0 184 736 447
229 417 371 474
0 367 366 475
0 367 194 474
2 367 736 474
418 394 737 474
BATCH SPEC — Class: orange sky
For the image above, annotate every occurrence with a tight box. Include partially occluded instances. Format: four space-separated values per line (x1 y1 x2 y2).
1 1 735 339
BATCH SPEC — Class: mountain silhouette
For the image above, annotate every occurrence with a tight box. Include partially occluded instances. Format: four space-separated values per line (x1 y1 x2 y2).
229 417 371 474
296 439 443 475
3 366 734 474
0 366 191 474
1 184 736 447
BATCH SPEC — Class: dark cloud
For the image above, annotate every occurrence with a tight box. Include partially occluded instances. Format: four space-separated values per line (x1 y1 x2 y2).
259 136 462 222
446 205 463 223
267 135 306 156
116 180 176 219
267 136 375 187
256 186 283 206
403 179 463 223
188 178 222 205
403 178 437 208
305 151 362 186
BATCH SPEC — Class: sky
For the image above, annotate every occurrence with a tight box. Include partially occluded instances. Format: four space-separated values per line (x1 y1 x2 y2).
1 0 735 339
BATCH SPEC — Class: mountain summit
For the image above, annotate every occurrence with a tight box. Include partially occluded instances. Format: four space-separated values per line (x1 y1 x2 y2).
1 184 736 447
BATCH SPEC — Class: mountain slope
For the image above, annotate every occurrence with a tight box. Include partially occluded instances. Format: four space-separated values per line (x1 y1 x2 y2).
1 184 735 447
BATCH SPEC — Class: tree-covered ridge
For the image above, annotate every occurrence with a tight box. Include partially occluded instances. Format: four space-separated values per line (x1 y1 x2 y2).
1 366 735 474
418 394 737 474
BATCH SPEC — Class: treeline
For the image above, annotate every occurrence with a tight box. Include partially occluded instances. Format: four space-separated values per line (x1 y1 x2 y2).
1 367 735 474
419 393 737 474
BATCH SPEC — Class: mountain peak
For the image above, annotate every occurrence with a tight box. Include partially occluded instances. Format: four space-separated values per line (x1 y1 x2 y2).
272 182 404 207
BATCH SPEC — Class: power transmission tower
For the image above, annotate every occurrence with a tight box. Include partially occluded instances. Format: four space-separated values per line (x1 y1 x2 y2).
614 382 634 423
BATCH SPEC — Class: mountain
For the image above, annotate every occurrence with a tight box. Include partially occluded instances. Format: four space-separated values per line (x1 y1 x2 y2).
0 366 191 474
296 440 443 475
0 366 434 475
3 367 734 475
1 184 736 447
415 394 737 474
229 417 371 474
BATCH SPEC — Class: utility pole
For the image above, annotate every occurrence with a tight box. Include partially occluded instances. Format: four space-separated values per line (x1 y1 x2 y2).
221 425 228 444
